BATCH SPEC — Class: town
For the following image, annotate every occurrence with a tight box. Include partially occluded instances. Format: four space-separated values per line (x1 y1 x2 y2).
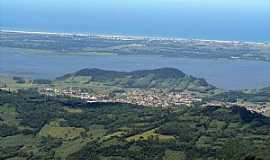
39 87 202 107
41 86 269 113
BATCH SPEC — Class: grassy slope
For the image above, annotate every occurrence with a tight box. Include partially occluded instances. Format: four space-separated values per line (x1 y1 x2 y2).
126 128 175 142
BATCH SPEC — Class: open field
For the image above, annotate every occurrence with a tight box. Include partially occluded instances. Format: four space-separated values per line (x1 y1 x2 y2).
163 150 185 160
39 119 85 140
127 128 175 142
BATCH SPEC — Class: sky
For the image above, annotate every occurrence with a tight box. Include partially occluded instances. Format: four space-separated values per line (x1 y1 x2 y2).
2 0 270 9
1 0 270 41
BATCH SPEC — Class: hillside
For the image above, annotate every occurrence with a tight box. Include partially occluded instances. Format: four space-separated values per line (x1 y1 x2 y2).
56 68 215 92
206 87 270 117
1 90 270 160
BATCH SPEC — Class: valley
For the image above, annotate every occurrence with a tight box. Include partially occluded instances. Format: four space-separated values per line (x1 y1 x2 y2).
1 30 270 160
1 89 270 160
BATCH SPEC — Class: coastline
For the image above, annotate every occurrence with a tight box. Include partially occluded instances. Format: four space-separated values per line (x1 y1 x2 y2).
1 29 269 45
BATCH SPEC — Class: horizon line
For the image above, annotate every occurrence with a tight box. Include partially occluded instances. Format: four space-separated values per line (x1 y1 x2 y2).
1 29 269 45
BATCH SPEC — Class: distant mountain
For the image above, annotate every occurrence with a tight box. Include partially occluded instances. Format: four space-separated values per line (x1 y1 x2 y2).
56 68 215 92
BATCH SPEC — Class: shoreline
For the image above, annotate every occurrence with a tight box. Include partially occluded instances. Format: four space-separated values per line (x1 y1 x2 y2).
1 29 269 45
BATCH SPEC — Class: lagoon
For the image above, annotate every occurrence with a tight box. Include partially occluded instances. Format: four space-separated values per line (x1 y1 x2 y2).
1 48 270 90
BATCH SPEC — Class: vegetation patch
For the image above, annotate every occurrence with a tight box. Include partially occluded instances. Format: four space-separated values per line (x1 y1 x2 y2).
0 134 36 147
54 138 89 159
87 125 107 139
127 129 175 142
64 76 91 84
163 150 185 160
64 107 83 113
39 120 85 140
103 131 125 140
0 105 19 127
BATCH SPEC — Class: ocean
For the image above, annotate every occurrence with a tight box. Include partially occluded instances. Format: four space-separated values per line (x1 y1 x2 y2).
1 1 270 42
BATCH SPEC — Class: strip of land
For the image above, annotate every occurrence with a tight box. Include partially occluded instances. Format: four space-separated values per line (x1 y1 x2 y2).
1 30 270 61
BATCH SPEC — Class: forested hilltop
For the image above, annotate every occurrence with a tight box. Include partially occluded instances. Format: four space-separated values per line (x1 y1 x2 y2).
1 89 270 160
57 68 214 92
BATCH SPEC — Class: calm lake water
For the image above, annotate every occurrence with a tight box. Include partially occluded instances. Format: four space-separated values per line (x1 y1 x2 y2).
1 50 270 90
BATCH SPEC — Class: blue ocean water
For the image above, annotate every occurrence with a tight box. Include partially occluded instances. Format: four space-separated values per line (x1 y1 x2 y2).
1 0 270 42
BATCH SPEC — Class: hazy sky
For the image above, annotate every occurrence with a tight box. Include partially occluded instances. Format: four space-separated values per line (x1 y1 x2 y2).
2 0 270 9
1 0 270 41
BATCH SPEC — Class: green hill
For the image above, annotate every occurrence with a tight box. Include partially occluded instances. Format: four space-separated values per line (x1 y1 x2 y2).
0 90 270 160
56 68 215 92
